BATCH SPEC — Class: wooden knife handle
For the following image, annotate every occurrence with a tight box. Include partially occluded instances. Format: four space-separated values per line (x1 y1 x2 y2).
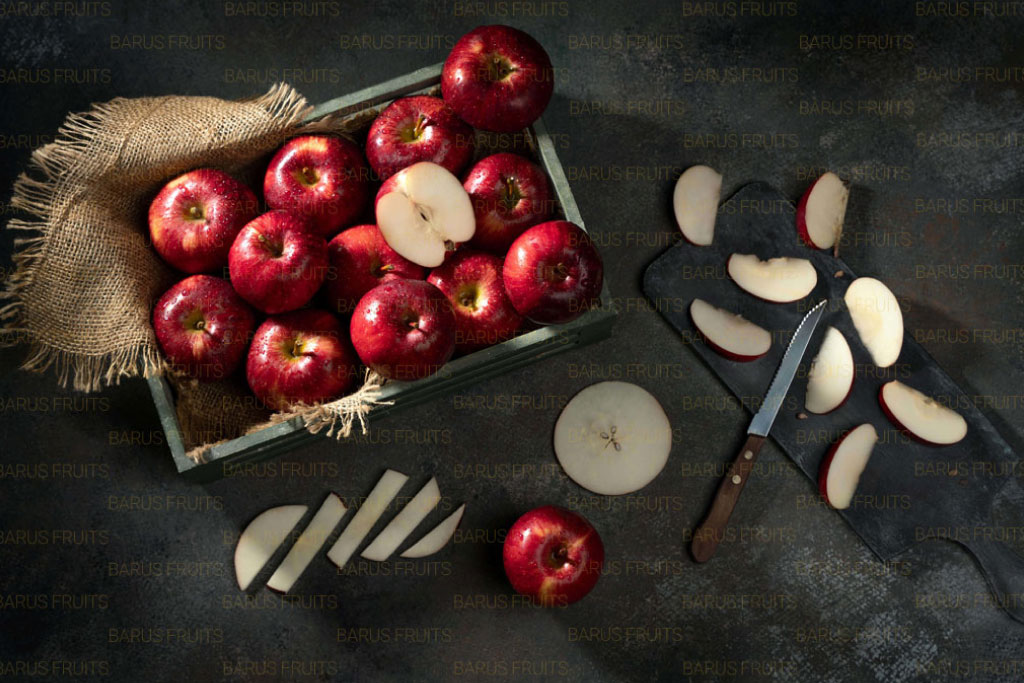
691 434 766 563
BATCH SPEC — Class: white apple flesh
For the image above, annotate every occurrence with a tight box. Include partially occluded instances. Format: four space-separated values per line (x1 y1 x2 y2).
375 161 475 267
727 253 818 303
805 326 855 414
400 504 466 559
689 298 771 361
234 504 307 591
326 469 408 569
553 382 672 495
844 277 903 368
266 493 347 594
879 381 967 445
361 478 441 561
797 172 848 250
673 165 722 246
819 423 878 510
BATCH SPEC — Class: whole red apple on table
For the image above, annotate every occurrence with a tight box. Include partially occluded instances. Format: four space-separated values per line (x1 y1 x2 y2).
464 153 552 253
246 309 357 411
502 220 603 325
326 224 425 315
152 275 255 380
441 25 554 132
427 250 521 353
148 169 259 273
228 210 327 314
366 95 475 181
350 279 456 381
502 505 604 607
264 135 369 238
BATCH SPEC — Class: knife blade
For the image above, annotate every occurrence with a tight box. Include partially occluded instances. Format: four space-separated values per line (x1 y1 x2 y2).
691 299 828 563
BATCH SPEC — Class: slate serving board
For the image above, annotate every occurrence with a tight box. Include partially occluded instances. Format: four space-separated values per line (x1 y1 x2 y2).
643 182 1024 623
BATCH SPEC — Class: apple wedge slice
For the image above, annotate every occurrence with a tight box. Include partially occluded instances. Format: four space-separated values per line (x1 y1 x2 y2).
673 165 722 246
818 423 878 510
553 382 672 495
844 277 903 368
690 298 771 361
805 326 854 414
266 493 347 593
879 381 967 445
326 469 408 569
362 478 441 561
234 504 307 591
727 253 817 303
375 161 475 267
401 504 466 558
797 172 848 250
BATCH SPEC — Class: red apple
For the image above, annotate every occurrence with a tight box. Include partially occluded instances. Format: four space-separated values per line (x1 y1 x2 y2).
427 250 522 353
502 505 604 607
228 210 328 314
264 135 369 238
152 274 255 380
366 95 474 181
464 153 552 253
148 169 258 273
326 224 426 315
502 220 603 324
350 279 455 381
441 25 554 133
246 309 357 411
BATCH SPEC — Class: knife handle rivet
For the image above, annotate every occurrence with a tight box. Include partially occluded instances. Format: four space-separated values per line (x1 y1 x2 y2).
743 451 753 460
731 474 742 484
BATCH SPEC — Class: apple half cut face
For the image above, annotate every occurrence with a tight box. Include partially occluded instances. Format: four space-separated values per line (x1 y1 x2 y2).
727 253 818 303
234 504 307 590
673 165 722 246
805 326 855 414
267 493 347 594
361 478 441 562
553 382 672 496
797 172 849 250
375 162 475 267
819 423 878 510
843 277 903 368
400 504 466 558
689 298 771 362
879 380 967 446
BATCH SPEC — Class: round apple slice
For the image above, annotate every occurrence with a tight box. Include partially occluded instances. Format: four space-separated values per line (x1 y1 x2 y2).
690 298 771 362
819 423 878 510
554 382 672 496
844 277 903 368
673 165 722 246
375 161 475 267
879 380 967 445
797 172 848 250
234 504 307 590
805 326 854 414
727 253 818 303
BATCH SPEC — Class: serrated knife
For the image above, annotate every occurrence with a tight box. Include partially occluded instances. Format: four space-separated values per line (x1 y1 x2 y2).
691 299 828 563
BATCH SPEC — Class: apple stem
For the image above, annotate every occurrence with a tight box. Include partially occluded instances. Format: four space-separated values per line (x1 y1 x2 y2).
413 115 427 139
188 205 203 220
195 320 205 331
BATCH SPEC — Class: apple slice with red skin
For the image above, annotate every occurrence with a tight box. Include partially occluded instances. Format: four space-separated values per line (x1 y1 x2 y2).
689 298 771 362
878 380 967 446
727 253 818 303
797 172 848 250
818 423 878 510
366 95 474 181
805 326 854 414
673 165 722 246
844 277 903 368
326 224 425 316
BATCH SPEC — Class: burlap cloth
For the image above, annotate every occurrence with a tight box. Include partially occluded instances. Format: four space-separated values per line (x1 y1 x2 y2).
0 84 388 462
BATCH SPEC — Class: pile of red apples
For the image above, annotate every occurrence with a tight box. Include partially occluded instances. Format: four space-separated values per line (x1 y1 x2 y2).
149 25 602 411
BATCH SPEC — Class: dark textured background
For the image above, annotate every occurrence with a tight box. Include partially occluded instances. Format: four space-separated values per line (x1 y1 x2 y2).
2 1 1023 681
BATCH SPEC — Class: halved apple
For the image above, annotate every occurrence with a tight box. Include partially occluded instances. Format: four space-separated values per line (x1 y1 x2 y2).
375 161 475 267
805 326 854 414
234 504 307 591
818 423 878 510
879 381 967 445
844 277 903 368
673 165 722 246
690 298 771 362
797 172 848 250
400 504 466 559
727 253 817 303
